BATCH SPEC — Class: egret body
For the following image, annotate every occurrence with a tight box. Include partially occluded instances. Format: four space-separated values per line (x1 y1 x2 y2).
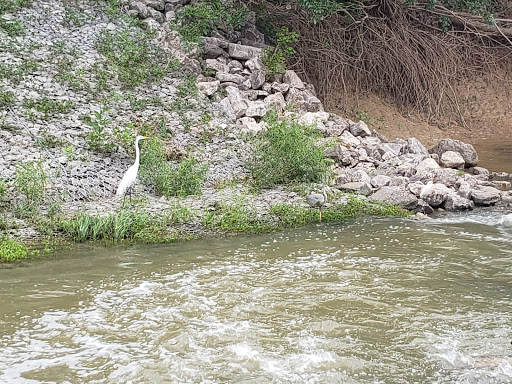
116 135 148 201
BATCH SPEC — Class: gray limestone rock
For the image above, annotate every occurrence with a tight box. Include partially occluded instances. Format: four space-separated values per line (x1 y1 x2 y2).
349 121 371 138
444 193 474 211
429 138 479 167
440 150 465 169
470 186 501 206
369 186 418 210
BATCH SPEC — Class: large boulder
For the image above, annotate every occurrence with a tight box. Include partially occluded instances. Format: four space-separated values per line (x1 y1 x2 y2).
369 186 418 210
470 186 501 206
225 86 247 119
440 150 465 169
428 138 479 167
336 182 373 196
349 121 371 137
227 43 262 60
444 193 474 211
405 138 429 156
285 88 323 112
419 182 451 207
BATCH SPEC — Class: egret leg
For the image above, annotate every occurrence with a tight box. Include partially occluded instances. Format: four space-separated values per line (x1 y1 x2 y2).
319 207 322 223
309 207 312 222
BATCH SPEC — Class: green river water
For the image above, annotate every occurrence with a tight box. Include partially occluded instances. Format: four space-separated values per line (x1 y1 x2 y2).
1 207 512 384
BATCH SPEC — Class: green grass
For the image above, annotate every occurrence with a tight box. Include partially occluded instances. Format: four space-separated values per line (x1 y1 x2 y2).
0 236 29 262
249 110 331 189
0 61 39 85
58 209 189 243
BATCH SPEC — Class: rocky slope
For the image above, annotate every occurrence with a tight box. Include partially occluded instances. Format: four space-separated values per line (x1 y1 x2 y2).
1 0 511 242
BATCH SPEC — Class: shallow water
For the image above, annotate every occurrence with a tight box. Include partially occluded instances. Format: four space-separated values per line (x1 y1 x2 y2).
1 208 512 384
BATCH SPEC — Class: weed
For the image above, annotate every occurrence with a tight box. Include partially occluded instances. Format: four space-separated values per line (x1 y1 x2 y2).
176 75 198 98
23 97 73 120
248 110 330 188
166 202 196 224
139 139 207 197
262 27 299 75
0 17 25 37
63 6 93 27
0 236 29 262
0 87 15 108
14 161 47 218
84 108 115 152
95 27 179 88
63 145 75 160
0 61 39 85
356 110 371 125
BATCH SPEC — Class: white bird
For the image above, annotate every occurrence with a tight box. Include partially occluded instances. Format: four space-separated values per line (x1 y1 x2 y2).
116 135 149 203
306 187 328 222
420 180 433 199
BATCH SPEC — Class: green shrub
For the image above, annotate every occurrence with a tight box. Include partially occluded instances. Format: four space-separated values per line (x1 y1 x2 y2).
175 0 248 48
139 139 207 197
262 27 299 75
0 236 29 262
95 28 179 88
248 110 330 188
14 161 47 218
85 108 115 152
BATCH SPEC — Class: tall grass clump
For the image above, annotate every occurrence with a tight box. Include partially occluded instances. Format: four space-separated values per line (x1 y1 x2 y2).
59 210 170 243
139 139 207 197
249 110 331 189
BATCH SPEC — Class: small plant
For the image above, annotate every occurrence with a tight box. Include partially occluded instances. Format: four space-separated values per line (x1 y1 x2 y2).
0 236 29 262
356 110 371 125
0 17 25 37
84 108 115 152
0 0 32 15
14 161 47 218
63 145 75 160
248 110 330 189
262 27 299 76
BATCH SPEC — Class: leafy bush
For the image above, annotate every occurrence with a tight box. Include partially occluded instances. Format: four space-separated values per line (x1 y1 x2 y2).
139 139 207 197
0 236 29 262
175 0 248 48
262 27 299 75
84 108 115 152
248 111 330 188
95 28 179 88
23 97 72 120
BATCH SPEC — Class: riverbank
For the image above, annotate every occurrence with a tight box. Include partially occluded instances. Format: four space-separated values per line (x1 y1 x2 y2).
1 0 511 262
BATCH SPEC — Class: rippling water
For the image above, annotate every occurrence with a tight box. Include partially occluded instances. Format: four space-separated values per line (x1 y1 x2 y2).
1 208 512 384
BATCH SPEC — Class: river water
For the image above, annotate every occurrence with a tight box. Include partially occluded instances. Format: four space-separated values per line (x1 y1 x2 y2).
1 208 512 384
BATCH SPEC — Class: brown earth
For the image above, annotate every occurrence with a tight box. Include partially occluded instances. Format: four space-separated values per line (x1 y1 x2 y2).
330 77 512 173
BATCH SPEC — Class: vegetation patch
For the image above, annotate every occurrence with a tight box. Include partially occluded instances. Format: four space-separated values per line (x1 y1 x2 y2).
0 236 29 262
0 0 32 15
57 209 188 243
248 110 331 189
0 87 16 108
14 161 47 218
23 97 73 120
175 0 248 48
0 17 25 37
140 138 207 197
95 27 179 89
262 27 299 76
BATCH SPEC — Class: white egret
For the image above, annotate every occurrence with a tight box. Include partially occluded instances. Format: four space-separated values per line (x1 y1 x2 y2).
306 187 328 222
116 135 149 202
